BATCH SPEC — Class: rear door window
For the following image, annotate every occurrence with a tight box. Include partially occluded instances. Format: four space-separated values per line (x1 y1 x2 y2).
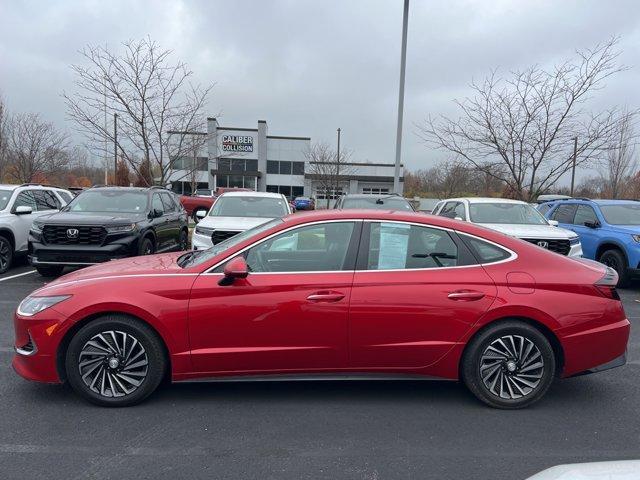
462 235 511 264
551 204 577 224
13 191 37 210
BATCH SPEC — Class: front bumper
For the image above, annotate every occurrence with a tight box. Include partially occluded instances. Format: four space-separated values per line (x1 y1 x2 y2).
568 243 583 258
30 237 137 266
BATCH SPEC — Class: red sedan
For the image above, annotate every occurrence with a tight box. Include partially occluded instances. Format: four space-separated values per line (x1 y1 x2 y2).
13 210 629 408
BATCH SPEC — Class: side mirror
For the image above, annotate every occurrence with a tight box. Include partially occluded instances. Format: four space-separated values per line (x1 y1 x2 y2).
14 206 33 215
149 209 163 219
584 220 600 229
196 210 207 219
548 220 559 227
219 256 249 285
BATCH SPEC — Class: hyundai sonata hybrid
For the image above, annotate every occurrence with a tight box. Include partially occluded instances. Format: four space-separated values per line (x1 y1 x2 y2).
13 210 629 408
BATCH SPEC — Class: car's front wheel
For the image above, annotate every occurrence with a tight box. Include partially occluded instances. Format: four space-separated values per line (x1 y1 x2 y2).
599 249 629 287
462 321 556 409
35 265 64 277
65 315 167 407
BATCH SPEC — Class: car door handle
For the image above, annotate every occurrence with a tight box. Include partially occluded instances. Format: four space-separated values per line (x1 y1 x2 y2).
447 290 485 301
306 291 345 303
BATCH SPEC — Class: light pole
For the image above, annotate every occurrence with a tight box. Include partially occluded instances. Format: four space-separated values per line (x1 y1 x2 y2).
113 113 118 185
336 127 341 204
570 136 578 196
393 0 409 194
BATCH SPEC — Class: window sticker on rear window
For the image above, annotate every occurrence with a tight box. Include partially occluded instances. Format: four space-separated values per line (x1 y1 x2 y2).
377 223 410 269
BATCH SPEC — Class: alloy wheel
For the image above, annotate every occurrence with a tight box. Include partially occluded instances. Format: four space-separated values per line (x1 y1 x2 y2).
78 330 148 398
479 335 544 400
0 239 10 272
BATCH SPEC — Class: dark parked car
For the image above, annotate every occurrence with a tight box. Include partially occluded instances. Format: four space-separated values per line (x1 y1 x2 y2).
29 186 188 277
334 193 415 211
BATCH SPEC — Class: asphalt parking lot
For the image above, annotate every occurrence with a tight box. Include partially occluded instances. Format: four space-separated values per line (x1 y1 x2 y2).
0 260 638 480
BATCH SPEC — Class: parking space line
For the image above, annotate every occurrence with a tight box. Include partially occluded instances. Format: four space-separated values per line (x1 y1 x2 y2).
0 270 36 283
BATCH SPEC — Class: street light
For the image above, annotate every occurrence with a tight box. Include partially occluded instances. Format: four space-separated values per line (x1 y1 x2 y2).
393 0 409 194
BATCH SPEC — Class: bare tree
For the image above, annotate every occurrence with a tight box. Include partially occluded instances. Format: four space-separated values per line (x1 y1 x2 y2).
5 113 69 183
598 109 637 198
0 95 7 182
64 38 213 186
420 38 625 201
305 142 354 208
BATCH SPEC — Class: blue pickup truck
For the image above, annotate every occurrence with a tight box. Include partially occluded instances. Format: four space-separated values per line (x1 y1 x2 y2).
542 199 640 286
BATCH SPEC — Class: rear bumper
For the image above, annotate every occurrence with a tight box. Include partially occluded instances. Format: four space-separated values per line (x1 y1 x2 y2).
561 318 630 377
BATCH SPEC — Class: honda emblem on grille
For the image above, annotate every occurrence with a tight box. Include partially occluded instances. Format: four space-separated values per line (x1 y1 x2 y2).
66 228 79 239
537 241 549 248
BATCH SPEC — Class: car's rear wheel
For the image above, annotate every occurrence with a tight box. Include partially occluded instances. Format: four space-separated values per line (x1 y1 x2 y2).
65 315 166 407
0 235 13 274
138 237 155 256
462 321 555 409
599 249 629 287
178 229 188 251
35 265 64 277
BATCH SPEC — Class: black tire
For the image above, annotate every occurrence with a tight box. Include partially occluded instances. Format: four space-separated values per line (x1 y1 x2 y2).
599 249 630 288
64 315 167 407
178 229 188 251
35 265 64 277
192 208 206 223
138 236 155 256
0 235 13 274
461 321 556 409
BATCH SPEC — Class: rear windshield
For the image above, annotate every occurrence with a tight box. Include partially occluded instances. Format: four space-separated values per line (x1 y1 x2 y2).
599 204 640 225
341 196 414 211
0 189 11 210
66 190 149 213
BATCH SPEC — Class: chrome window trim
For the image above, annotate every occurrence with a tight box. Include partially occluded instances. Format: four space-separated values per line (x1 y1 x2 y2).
202 218 518 275
203 219 363 274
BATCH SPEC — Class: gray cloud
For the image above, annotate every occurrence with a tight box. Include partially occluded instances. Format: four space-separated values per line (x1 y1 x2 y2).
1 0 639 182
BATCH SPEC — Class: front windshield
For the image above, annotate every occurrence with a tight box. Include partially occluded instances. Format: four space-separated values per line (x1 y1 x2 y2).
342 196 414 211
0 189 11 210
600 204 640 225
469 203 548 225
66 190 148 213
209 196 288 218
186 218 283 267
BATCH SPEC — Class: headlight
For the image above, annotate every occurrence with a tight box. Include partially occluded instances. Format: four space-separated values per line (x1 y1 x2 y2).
106 224 136 233
632 235 640 243
569 236 581 246
195 226 213 236
31 222 43 234
17 295 71 317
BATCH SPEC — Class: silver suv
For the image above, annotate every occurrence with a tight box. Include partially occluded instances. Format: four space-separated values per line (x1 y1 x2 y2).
0 183 74 274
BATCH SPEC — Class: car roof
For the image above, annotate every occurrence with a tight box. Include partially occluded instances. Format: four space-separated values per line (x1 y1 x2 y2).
444 197 527 205
0 184 71 191
219 191 284 198
341 194 406 199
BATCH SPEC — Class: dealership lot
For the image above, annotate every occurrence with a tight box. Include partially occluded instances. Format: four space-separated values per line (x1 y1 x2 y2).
0 263 638 480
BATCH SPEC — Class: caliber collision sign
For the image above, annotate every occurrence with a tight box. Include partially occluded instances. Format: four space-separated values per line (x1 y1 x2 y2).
222 135 254 152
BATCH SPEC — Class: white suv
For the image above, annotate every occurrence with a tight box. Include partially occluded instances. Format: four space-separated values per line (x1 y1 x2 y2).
192 191 292 250
0 184 74 273
433 197 583 257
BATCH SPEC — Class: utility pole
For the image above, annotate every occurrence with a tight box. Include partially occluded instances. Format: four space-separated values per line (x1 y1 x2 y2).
113 113 118 185
393 0 409 194
333 127 341 209
570 136 578 196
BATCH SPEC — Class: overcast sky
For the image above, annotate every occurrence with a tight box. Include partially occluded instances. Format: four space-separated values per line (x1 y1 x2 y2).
1 0 639 182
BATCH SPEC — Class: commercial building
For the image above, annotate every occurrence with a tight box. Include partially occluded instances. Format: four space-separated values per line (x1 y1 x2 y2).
167 118 403 201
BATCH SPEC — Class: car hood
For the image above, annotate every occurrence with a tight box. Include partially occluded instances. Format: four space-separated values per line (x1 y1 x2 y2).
198 216 274 231
35 211 146 225
477 223 576 239
607 225 640 235
42 252 186 287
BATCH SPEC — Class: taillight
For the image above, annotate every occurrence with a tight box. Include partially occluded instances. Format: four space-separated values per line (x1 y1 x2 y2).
595 266 620 300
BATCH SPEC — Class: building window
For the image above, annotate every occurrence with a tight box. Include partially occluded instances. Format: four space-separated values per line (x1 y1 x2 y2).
231 159 245 171
292 162 305 175
171 156 208 171
279 161 292 174
362 188 390 195
218 175 256 190
246 159 258 171
266 184 303 198
218 158 231 172
292 186 304 197
315 187 343 200
267 161 279 174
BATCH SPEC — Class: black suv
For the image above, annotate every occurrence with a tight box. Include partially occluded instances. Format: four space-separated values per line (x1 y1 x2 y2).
29 186 189 276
